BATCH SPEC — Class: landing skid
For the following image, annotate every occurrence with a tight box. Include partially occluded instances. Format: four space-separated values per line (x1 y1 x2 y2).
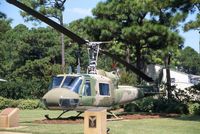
44 110 83 120
107 111 123 121
45 110 69 120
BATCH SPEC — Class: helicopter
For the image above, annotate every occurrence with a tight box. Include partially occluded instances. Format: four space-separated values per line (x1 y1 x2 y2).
7 0 162 119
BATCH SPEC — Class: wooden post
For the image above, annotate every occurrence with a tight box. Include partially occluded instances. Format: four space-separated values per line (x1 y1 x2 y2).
84 108 107 134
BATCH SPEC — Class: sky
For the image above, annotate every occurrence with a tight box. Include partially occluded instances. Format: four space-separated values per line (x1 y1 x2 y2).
0 0 199 53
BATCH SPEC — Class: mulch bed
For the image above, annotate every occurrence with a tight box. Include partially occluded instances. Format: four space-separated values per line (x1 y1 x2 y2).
33 113 180 124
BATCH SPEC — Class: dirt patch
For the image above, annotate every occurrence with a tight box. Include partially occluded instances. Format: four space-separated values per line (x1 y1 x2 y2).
34 116 84 124
118 113 179 120
33 113 179 124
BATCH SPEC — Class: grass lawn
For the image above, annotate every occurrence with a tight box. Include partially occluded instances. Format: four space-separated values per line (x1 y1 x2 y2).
0 109 200 134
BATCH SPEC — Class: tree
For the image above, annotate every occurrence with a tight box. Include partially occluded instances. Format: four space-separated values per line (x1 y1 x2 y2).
0 23 65 99
175 0 200 31
0 17 12 77
19 0 67 73
177 46 200 75
0 2 6 19
0 12 6 19
68 0 183 83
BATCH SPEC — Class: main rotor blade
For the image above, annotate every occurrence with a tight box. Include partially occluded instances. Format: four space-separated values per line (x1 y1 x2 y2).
6 0 87 45
100 49 154 82
7 0 154 82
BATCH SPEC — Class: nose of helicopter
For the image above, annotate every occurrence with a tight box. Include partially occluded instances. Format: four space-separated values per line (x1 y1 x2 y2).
42 88 80 110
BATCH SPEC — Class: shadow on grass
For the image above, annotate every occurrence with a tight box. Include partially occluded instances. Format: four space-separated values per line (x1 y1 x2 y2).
174 115 200 122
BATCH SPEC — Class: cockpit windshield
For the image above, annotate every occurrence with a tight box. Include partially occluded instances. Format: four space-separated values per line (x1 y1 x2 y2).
49 75 82 94
62 76 82 93
49 76 64 89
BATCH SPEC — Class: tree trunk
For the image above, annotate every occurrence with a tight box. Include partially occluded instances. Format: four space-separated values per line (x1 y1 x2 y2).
126 45 130 63
165 53 172 99
60 13 65 73
136 44 141 83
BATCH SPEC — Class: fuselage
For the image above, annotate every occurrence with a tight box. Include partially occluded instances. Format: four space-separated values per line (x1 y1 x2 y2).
42 72 146 111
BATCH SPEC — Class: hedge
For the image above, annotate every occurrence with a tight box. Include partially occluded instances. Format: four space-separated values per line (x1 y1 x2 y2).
0 96 45 110
124 97 190 114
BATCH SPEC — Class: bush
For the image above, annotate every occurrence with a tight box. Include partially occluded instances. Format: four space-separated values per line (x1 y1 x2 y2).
188 103 200 115
124 102 140 112
0 96 44 110
153 98 188 114
124 97 156 113
136 97 155 113
0 96 14 109
124 97 189 114
17 99 40 110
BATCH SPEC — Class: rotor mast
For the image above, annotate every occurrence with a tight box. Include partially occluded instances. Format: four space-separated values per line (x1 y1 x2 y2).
87 42 100 74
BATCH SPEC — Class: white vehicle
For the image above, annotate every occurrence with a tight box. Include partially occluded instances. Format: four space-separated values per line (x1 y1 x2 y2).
146 64 200 89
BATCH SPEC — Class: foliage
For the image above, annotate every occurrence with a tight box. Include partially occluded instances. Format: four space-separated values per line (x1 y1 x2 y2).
90 0 184 72
17 99 40 110
188 102 200 115
19 0 66 22
124 102 140 112
177 47 200 75
124 96 189 114
0 2 6 19
173 83 200 102
19 0 67 72
0 0 199 100
0 96 13 109
0 96 43 110
153 97 189 114
119 70 137 85
182 1 200 31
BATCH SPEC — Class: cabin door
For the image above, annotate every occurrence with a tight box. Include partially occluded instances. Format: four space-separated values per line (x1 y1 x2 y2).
95 82 114 107
79 79 95 106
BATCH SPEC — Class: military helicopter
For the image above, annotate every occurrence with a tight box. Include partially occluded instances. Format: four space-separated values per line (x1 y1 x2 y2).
7 0 161 119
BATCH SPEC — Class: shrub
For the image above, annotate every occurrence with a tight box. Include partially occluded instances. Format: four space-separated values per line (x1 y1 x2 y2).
124 97 189 114
136 97 156 113
0 97 14 109
124 102 140 112
188 103 200 115
0 96 44 110
18 99 40 110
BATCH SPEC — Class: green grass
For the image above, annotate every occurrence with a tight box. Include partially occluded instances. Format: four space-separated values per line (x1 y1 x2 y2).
0 109 200 134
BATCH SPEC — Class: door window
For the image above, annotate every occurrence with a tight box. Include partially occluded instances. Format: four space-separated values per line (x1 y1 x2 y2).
82 80 91 96
99 83 110 96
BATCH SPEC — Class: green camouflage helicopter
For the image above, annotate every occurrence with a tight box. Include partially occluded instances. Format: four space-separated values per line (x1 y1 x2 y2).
7 0 161 119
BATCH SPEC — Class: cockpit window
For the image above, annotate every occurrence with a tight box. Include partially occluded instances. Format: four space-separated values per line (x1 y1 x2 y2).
49 76 64 89
62 76 78 88
62 76 82 93
82 80 91 96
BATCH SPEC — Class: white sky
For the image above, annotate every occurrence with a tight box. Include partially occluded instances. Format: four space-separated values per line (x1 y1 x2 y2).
0 0 199 53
